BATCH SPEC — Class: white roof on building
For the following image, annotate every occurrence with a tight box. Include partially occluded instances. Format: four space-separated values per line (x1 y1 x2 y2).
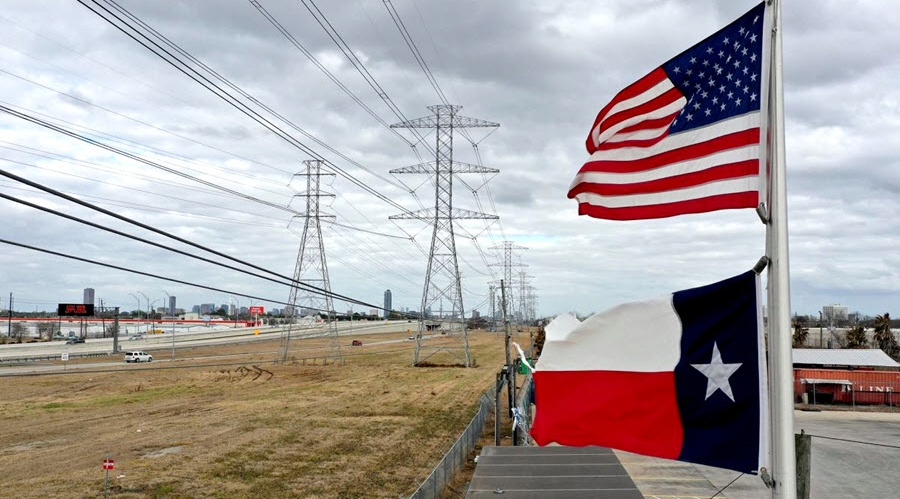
793 348 900 368
799 378 853 385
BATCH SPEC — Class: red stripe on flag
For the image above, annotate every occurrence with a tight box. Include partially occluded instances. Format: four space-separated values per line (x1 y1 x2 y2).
577 128 760 174
586 68 669 154
591 113 679 151
617 113 678 135
591 87 684 143
568 160 759 197
575 191 759 220
530 370 683 458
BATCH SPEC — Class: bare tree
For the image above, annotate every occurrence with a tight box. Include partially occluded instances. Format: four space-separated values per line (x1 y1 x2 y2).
10 322 28 340
35 321 56 341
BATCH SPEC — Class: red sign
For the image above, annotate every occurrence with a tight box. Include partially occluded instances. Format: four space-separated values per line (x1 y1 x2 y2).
249 306 264 315
58 303 94 316
102 459 114 470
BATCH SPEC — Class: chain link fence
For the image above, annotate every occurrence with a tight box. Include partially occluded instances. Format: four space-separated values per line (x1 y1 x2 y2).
409 386 495 499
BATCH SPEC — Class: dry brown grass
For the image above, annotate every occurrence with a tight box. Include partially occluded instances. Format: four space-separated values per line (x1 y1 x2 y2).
0 330 523 498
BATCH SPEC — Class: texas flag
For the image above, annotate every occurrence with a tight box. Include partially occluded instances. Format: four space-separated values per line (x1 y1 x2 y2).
530 270 768 474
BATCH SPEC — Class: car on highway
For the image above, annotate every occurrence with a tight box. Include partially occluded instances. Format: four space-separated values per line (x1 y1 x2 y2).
128 333 145 341
124 351 152 363
65 337 85 344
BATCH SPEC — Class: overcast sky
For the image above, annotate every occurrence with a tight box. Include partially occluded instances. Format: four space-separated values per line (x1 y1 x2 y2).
0 0 897 319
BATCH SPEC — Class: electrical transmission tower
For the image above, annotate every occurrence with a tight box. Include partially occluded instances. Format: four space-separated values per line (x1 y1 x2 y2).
278 159 343 365
390 105 498 367
490 241 527 325
517 270 533 323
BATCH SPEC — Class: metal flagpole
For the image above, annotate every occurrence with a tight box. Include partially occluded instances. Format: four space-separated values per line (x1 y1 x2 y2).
765 0 796 497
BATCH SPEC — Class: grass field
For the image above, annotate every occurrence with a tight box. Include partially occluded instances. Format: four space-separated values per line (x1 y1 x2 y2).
0 329 527 498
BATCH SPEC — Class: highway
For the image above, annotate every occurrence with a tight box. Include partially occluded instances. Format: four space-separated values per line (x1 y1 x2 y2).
0 319 417 373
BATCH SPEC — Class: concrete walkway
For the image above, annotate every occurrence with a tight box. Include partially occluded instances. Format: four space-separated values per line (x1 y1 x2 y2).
468 410 900 498
467 446 642 498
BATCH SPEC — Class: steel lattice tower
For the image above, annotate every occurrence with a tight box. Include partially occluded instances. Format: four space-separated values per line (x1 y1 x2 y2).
278 159 342 365
490 241 527 324
390 105 498 367
517 270 533 323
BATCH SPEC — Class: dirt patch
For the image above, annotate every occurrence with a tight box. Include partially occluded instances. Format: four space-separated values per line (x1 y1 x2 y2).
142 446 183 458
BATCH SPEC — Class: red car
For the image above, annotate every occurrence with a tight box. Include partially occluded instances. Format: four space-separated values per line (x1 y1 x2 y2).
351 340 362 346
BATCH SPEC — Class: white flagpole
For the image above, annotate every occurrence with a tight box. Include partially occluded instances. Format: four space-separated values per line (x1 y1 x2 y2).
766 0 796 497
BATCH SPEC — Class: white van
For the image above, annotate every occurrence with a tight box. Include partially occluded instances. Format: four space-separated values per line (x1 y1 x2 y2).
124 351 152 363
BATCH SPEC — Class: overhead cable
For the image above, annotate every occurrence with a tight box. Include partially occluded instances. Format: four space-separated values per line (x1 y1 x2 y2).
79 0 414 213
0 168 376 308
0 103 298 215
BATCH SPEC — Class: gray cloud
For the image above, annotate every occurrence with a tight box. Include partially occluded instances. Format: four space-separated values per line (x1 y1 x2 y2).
1 0 898 318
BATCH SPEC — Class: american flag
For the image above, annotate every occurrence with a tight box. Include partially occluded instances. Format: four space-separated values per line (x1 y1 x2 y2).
569 2 766 220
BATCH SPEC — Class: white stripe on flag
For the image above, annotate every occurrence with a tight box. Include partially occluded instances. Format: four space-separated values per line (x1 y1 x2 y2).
572 176 758 208
573 145 757 185
536 296 681 372
589 114 758 162
598 77 675 124
595 96 686 146
604 123 672 143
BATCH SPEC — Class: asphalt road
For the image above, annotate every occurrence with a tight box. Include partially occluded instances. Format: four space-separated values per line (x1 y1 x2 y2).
0 320 413 375
619 409 900 498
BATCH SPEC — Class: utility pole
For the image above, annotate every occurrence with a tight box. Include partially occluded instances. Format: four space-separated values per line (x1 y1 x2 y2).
163 290 175 359
7 292 12 337
129 293 141 336
278 159 342 365
390 104 499 367
819 311 823 348
138 291 149 335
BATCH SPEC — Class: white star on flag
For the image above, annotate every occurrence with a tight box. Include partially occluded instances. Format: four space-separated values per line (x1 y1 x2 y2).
691 342 742 402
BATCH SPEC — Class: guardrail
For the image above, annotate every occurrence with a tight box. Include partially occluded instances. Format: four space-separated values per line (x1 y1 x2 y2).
0 351 111 364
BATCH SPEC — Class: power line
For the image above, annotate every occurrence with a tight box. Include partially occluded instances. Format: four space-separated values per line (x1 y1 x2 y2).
2 145 413 239
279 0 439 162
1 238 297 308
79 0 414 214
381 0 449 105
249 0 418 150
0 168 379 310
0 67 294 180
0 180 284 229
0 153 289 224
0 103 299 215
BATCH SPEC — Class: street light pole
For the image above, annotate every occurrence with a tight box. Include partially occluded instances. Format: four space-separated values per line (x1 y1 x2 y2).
129 293 141 336
163 290 175 359
138 292 149 335
231 296 239 328
819 311 823 348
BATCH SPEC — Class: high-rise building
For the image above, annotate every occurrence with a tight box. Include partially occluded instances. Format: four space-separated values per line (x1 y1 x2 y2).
83 288 95 306
384 289 392 319
822 304 849 323
168 296 176 316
